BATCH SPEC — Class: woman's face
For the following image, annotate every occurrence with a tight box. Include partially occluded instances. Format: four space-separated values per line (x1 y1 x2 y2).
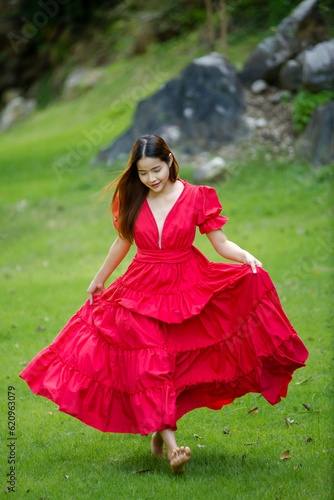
137 155 172 193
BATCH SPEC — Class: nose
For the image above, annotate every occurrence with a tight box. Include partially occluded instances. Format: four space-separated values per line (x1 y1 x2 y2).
147 172 156 183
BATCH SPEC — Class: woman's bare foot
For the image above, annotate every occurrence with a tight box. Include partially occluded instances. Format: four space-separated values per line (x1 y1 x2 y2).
157 428 191 474
169 446 191 475
151 431 165 458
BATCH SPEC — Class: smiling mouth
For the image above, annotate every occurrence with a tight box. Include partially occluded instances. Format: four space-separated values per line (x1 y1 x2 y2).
150 182 160 188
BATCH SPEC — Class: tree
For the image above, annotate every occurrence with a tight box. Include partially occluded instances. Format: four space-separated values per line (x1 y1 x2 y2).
220 0 227 57
205 0 228 57
205 0 215 49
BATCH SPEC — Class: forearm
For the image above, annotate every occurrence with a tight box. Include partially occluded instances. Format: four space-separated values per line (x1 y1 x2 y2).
212 237 246 263
206 229 262 273
94 236 131 283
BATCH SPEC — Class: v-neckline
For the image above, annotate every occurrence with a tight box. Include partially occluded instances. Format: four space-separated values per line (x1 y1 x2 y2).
145 179 186 249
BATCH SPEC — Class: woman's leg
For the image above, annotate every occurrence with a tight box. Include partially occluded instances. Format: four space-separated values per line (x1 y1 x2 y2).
151 431 165 458
157 428 191 474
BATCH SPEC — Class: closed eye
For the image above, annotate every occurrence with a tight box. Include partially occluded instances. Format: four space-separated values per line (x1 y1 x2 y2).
138 167 161 175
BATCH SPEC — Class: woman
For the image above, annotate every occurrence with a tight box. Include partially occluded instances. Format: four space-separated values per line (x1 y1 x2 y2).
20 134 309 475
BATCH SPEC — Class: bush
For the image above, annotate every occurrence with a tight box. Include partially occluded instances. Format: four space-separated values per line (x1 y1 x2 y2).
291 89 334 132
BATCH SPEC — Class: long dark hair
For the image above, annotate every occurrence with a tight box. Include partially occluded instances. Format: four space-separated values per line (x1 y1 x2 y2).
105 135 179 243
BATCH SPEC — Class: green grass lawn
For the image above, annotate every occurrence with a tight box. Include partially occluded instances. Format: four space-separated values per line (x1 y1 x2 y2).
1 32 333 499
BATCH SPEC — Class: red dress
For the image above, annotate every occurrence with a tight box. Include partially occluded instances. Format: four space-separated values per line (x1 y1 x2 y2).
19 179 309 435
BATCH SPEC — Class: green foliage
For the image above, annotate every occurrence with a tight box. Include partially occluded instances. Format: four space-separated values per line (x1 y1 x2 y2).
227 0 333 35
291 89 334 132
3 0 334 111
227 0 301 31
156 0 206 37
7 0 108 24
106 0 206 43
34 72 55 109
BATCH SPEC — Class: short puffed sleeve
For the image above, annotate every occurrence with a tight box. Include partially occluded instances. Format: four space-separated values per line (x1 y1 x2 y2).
112 193 119 231
196 185 229 234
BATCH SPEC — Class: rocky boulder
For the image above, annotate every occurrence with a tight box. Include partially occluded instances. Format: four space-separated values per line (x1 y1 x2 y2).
0 96 36 131
193 156 227 183
298 40 334 92
296 101 334 165
279 39 334 91
94 52 247 164
240 0 326 86
62 67 105 98
278 59 303 91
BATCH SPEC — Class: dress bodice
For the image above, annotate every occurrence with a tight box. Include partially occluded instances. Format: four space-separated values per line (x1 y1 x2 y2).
113 179 229 253
107 180 230 323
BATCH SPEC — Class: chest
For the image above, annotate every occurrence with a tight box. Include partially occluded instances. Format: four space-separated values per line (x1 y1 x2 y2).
146 199 176 231
146 184 185 232
134 183 198 250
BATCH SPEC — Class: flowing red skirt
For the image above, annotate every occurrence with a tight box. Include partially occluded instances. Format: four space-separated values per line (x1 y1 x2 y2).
20 256 308 435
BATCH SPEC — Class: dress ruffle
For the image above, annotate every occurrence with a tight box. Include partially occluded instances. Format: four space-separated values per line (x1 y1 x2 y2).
99 247 249 323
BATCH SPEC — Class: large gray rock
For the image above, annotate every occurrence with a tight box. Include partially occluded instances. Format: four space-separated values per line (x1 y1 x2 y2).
95 52 247 164
298 40 334 92
193 156 227 183
296 101 334 165
240 0 325 86
63 68 105 98
0 96 36 131
279 59 302 90
279 40 334 91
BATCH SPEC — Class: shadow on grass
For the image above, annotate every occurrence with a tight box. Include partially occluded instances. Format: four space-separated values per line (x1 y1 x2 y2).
102 448 269 478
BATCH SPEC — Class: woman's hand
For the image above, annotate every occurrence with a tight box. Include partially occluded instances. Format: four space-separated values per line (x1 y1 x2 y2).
86 235 131 306
243 251 263 274
87 279 105 305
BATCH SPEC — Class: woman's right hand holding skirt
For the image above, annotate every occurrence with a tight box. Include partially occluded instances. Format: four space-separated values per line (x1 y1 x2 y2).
87 278 105 305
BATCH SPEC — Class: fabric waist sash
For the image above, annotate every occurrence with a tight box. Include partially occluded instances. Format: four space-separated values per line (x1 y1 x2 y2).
135 248 193 263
